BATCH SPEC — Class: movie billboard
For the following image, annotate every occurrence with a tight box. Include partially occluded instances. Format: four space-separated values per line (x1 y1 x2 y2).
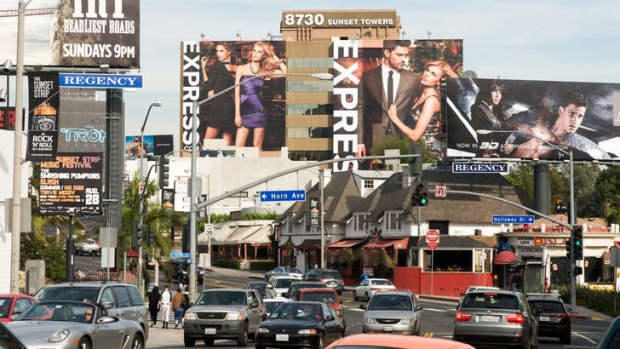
332 39 463 171
57 90 107 153
180 40 287 154
0 0 139 68
125 134 173 156
26 72 60 161
446 78 620 161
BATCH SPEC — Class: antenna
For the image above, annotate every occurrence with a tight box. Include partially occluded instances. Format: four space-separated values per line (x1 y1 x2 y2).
235 31 241 40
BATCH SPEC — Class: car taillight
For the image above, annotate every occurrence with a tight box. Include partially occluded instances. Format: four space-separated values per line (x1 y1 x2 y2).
556 313 570 319
506 313 525 324
337 308 344 318
455 311 471 321
371 287 381 291
319 278 324 282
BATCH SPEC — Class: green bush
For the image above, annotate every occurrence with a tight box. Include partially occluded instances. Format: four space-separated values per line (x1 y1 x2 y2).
555 285 620 318
214 260 241 269
250 261 275 271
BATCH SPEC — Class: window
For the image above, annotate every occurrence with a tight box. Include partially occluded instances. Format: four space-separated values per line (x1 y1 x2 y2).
126 286 144 306
305 212 311 232
101 288 116 308
354 213 368 232
112 286 131 308
385 212 401 231
429 220 449 234
363 180 374 189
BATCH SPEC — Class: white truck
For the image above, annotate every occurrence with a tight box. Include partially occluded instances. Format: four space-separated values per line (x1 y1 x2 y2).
75 238 100 256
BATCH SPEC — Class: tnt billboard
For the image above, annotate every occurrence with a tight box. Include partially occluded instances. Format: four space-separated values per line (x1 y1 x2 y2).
446 78 620 161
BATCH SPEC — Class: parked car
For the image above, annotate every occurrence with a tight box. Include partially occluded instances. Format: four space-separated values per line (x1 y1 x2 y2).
304 269 344 294
263 298 291 317
327 333 475 349
453 289 538 348
7 300 145 349
74 238 100 256
33 281 149 339
527 294 571 344
255 301 344 349
183 288 265 347
287 281 327 300
299 288 345 327
246 281 269 299
354 278 396 301
596 315 620 349
0 294 37 323
264 266 304 282
361 290 422 335
0 322 27 349
267 276 298 299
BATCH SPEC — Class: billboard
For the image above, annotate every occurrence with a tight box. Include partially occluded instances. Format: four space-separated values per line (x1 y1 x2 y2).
125 134 174 156
181 40 287 154
446 78 620 161
332 39 463 171
39 153 103 215
26 72 60 161
57 90 107 153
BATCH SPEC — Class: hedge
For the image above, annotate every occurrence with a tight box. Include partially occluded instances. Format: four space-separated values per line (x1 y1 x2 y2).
556 285 620 318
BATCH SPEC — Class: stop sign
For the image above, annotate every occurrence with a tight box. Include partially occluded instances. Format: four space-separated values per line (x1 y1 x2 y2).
426 230 440 244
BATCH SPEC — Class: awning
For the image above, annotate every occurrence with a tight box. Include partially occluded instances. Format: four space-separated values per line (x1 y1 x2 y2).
494 250 518 265
363 237 409 250
327 239 365 249
126 249 139 258
295 239 321 251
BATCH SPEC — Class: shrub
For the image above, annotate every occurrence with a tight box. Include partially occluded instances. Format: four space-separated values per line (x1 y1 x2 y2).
214 260 241 269
250 261 275 271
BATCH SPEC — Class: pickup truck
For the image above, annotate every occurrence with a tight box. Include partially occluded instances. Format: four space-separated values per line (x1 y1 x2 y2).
75 238 100 256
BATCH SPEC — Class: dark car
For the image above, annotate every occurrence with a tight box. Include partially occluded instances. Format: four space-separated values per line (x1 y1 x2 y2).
255 301 344 349
527 294 571 344
453 290 538 348
0 322 27 349
287 281 328 300
304 269 344 294
596 315 620 349
171 258 204 284
247 281 268 299
265 266 304 282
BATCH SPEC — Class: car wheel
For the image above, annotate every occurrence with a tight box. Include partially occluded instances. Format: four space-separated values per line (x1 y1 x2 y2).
131 335 144 349
237 323 249 347
255 345 266 349
204 338 214 346
365 292 370 301
314 333 325 349
521 334 531 349
183 336 196 347
559 332 571 344
78 337 92 349
353 292 359 301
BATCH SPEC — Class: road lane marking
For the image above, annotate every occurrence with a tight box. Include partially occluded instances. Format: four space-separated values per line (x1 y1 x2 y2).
572 332 596 344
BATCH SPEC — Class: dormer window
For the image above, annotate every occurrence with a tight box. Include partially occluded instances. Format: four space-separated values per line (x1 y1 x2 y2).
385 211 401 231
363 179 374 189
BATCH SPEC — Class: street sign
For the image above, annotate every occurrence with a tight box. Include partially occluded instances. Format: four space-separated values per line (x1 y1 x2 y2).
59 73 143 89
170 252 190 258
452 162 509 174
435 185 447 198
426 230 440 244
492 215 535 224
204 224 214 236
260 190 306 202
428 243 437 250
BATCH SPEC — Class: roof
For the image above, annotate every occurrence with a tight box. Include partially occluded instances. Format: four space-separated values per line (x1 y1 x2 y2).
199 220 273 245
326 238 365 248
364 237 409 249
295 239 321 250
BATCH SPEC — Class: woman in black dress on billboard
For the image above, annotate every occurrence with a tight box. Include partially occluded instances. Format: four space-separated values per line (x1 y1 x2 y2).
470 78 510 157
201 42 236 145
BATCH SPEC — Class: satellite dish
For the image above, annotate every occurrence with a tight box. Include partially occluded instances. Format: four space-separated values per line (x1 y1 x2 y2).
462 70 478 79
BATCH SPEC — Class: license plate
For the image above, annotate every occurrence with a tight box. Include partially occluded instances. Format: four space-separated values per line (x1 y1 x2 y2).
382 326 393 332
204 328 216 335
539 316 550 321
480 315 499 322
276 334 289 341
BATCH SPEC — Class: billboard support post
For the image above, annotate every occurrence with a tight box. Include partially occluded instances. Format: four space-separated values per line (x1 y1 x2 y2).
477 129 575 306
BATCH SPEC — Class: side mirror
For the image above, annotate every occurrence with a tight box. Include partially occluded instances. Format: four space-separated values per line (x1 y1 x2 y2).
415 305 423 311
251 301 259 308
101 301 113 309
565 306 574 314
10 314 19 320
267 285 273 289
325 315 335 322
359 304 367 310
189 302 195 307
97 316 117 324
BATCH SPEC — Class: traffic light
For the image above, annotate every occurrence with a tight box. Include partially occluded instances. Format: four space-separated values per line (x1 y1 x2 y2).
131 221 138 249
565 239 571 260
136 223 143 247
159 156 170 188
411 182 429 207
575 267 583 276
409 143 423 176
573 225 584 260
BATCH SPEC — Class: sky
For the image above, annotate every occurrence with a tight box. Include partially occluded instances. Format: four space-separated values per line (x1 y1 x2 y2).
1 0 620 147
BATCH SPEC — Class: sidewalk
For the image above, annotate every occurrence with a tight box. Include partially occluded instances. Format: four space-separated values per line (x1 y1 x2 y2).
204 267 613 321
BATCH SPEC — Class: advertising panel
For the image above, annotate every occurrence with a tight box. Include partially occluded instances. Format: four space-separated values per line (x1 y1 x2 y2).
332 39 463 171
125 134 173 156
57 90 107 153
446 78 620 161
39 153 103 215
181 40 287 154
26 72 60 161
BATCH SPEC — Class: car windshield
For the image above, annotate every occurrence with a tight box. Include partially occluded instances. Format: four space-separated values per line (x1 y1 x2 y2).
324 271 342 279
529 300 565 313
284 267 302 274
269 303 322 321
300 292 337 304
34 286 99 303
248 283 267 293
372 280 392 286
368 295 412 311
265 301 284 314
196 291 247 306
462 293 519 310
18 302 95 323
275 279 295 288
0 298 11 319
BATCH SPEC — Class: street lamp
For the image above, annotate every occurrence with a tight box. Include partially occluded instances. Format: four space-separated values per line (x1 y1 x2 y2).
188 72 333 302
137 101 162 290
476 129 576 306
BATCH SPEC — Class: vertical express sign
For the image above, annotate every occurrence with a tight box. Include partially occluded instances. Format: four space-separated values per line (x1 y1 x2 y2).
39 153 103 215
27 72 60 161
180 42 200 152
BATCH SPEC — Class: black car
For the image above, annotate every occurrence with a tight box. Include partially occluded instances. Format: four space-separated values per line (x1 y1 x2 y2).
527 294 571 344
0 322 27 349
287 281 327 300
255 301 344 349
247 281 268 299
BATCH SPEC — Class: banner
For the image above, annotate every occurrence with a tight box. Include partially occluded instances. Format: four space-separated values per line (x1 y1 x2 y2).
57 90 107 153
39 153 103 215
332 39 463 171
446 78 620 161
27 72 60 161
125 134 173 156
162 188 174 209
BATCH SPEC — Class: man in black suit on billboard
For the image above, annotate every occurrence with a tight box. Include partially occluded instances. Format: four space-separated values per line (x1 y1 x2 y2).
356 40 419 158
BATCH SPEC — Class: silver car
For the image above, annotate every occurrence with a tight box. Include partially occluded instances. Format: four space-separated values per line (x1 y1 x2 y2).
7 300 145 349
362 290 422 335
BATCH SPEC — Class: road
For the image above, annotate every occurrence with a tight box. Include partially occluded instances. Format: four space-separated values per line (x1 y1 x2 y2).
141 269 612 349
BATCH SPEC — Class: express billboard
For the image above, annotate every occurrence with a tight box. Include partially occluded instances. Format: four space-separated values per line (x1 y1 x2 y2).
332 39 463 171
446 78 620 161
180 40 287 154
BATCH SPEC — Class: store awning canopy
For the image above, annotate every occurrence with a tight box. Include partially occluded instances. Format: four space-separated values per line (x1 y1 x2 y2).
327 239 365 249
494 250 518 265
363 237 409 250
126 249 139 258
295 239 321 250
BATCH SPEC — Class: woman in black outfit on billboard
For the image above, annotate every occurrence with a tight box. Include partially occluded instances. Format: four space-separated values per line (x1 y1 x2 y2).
470 78 511 157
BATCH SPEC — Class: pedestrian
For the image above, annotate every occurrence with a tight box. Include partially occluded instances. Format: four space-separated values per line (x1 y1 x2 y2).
172 287 185 329
148 285 160 328
74 268 85 280
160 285 172 329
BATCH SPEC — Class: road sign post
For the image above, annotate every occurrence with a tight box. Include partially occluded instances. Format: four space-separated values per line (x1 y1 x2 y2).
435 186 446 198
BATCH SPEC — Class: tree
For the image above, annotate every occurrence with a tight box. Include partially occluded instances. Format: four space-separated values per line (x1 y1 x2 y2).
592 166 620 223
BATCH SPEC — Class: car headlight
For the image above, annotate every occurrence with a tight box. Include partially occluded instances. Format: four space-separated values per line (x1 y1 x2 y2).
363 316 376 324
401 318 415 325
257 328 270 333
226 311 244 321
298 329 318 335
48 329 70 343
184 312 197 320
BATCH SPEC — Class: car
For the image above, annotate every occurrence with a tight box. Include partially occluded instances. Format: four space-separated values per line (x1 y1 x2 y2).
33 281 149 339
264 266 304 282
527 294 571 344
171 258 204 284
183 288 265 347
299 288 345 326
361 290 422 335
263 298 291 317
6 300 145 349
354 278 396 301
267 276 298 299
304 269 344 294
0 322 27 349
326 333 476 349
453 289 538 349
596 315 620 349
287 281 328 300
247 281 269 299
75 238 100 256
457 286 501 307
255 301 344 349
0 294 38 323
